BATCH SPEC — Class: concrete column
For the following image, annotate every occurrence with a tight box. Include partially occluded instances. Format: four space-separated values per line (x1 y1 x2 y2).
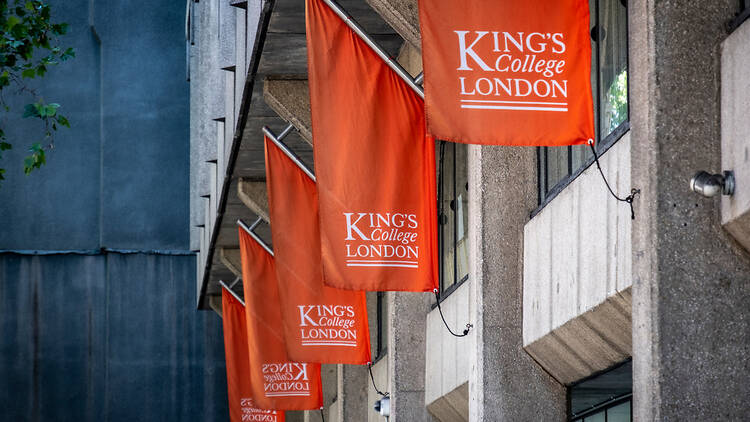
388 292 433 421
335 364 369 421
630 1 750 420
468 145 566 421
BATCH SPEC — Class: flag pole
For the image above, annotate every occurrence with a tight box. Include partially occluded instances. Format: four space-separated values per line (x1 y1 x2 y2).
320 0 424 99
219 279 245 306
263 125 316 182
238 217 274 256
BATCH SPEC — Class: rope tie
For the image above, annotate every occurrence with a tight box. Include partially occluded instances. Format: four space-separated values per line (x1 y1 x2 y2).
433 289 473 337
588 139 640 220
368 362 389 397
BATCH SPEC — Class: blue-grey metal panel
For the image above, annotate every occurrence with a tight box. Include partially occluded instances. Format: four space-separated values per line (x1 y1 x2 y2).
0 1 102 251
0 253 228 421
0 0 190 251
94 0 190 250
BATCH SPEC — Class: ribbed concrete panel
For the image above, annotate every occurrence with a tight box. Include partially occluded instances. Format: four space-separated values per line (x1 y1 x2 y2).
523 133 632 384
0 253 228 421
425 282 470 421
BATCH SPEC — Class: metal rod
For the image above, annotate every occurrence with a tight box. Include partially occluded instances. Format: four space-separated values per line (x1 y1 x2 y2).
320 0 424 99
277 123 294 141
238 218 274 256
415 72 424 85
229 275 241 289
263 126 316 182
220 279 245 306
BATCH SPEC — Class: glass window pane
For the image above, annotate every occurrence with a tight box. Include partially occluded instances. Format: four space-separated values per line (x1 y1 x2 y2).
583 412 606 422
439 142 456 291
599 0 628 137
455 143 469 283
606 401 631 422
545 146 569 191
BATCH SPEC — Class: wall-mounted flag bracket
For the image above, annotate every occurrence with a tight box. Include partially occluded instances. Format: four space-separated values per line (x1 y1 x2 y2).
238 217 274 256
219 279 245 306
263 125 316 182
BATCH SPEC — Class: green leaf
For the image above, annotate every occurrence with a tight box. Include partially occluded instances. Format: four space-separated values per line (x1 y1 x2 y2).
25 1 35 11
57 115 69 128
21 68 35 78
22 103 39 118
0 142 11 151
6 15 20 30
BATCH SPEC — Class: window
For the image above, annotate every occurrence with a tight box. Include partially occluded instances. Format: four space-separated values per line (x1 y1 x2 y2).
372 292 388 362
570 360 632 422
437 141 469 296
537 0 629 207
729 0 750 33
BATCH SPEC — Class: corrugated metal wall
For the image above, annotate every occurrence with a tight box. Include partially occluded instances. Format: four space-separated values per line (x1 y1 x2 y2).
0 253 228 421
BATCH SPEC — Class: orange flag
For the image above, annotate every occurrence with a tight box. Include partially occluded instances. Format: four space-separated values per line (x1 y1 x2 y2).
418 0 595 146
264 136 372 364
221 290 285 422
238 228 324 410
305 0 438 292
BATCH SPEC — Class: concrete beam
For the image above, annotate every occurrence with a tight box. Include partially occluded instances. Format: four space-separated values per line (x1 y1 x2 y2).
263 76 313 145
630 1 750 420
525 288 632 385
396 41 422 77
219 248 242 278
365 0 421 50
237 178 269 222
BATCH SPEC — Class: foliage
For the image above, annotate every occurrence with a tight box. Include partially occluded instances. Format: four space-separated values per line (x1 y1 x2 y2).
606 70 628 133
0 0 74 182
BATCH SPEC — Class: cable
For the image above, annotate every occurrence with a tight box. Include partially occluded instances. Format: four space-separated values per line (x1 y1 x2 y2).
368 362 389 397
588 139 640 220
433 289 473 337
320 408 325 422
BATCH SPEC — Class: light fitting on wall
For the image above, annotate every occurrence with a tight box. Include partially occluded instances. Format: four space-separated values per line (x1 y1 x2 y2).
373 396 390 417
690 170 735 197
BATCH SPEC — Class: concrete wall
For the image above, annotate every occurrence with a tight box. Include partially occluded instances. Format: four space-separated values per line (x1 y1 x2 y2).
630 1 750 419
0 0 229 420
0 253 228 421
721 20 750 252
523 134 632 384
425 282 470 421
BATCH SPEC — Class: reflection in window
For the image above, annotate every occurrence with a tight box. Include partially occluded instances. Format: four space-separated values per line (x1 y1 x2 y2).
438 141 469 295
570 360 632 422
538 0 629 203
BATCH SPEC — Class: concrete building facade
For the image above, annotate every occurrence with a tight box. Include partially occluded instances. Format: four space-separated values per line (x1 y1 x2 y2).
0 1 229 420
190 1 750 420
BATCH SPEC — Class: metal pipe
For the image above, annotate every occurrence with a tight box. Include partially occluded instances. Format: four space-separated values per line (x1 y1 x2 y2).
320 0 424 99
415 72 424 85
219 279 245 306
237 218 274 256
263 126 317 182
229 275 241 289
277 123 295 141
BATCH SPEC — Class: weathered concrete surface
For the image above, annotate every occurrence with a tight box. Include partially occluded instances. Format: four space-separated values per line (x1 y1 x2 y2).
333 364 369 422
525 288 632 385
468 145 566 421
721 21 750 253
368 358 388 422
426 383 468 422
366 0 421 50
397 41 422 77
425 282 470 420
237 178 269 222
263 77 313 145
0 253 228 421
523 134 632 384
630 1 750 420
388 292 434 422
219 248 242 277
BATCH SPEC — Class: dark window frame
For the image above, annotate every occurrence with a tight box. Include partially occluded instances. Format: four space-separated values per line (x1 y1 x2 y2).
435 140 470 306
569 393 632 422
534 0 630 218
372 291 387 363
728 0 750 33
